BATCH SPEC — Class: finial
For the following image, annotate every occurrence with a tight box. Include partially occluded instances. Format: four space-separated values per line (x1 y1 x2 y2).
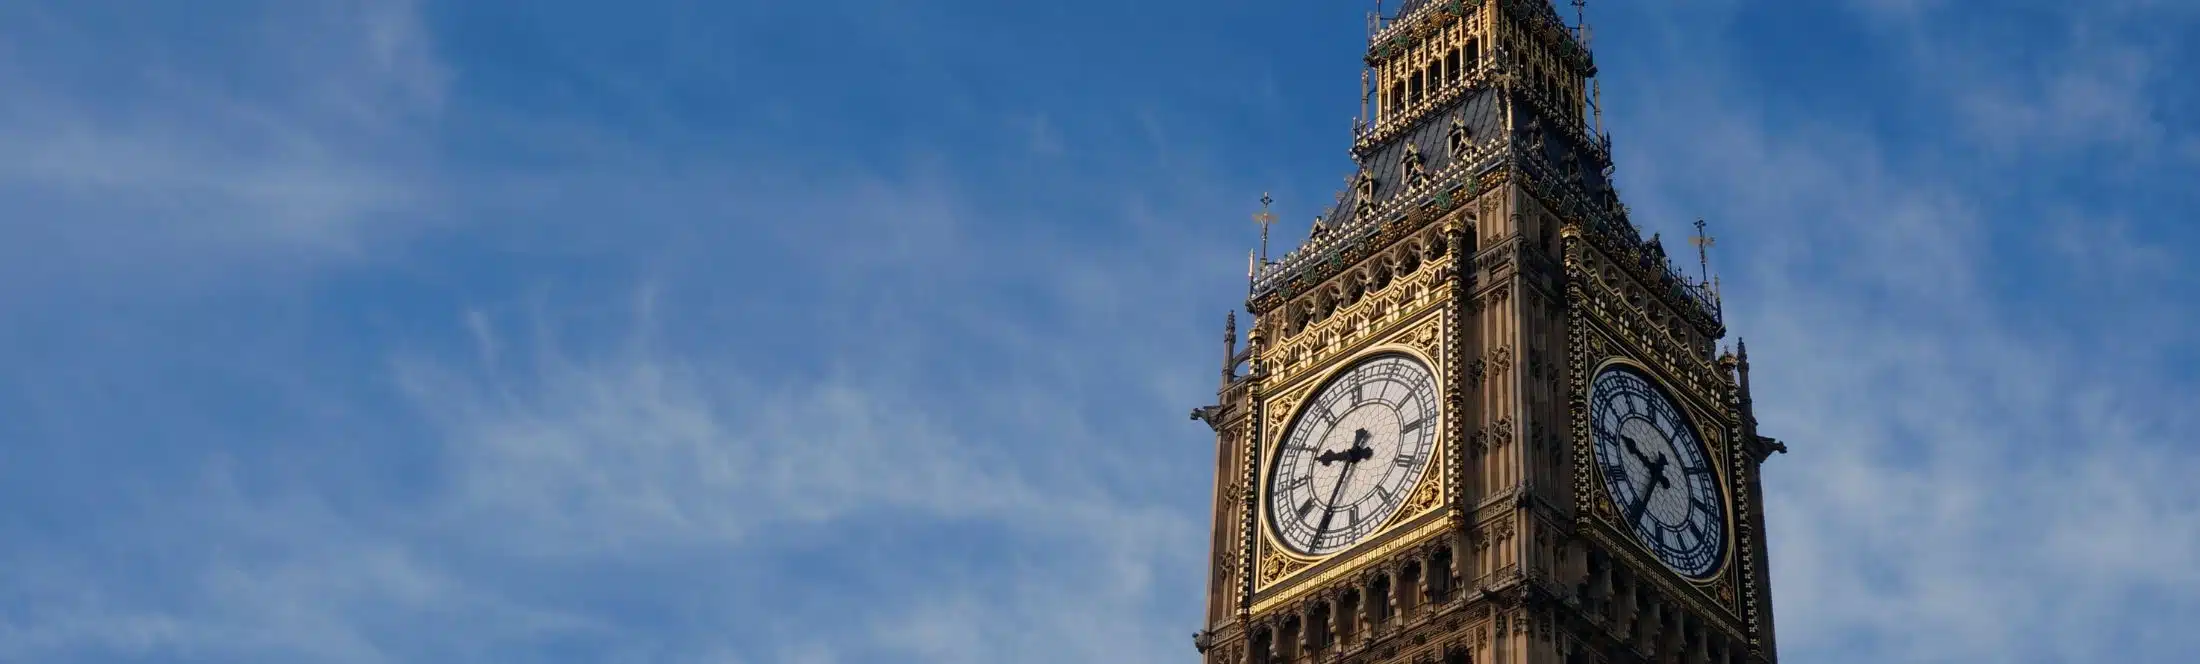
1690 218 1716 287
1358 70 1372 132
1593 78 1604 137
1247 249 1258 293
1254 192 1278 265
1221 311 1239 386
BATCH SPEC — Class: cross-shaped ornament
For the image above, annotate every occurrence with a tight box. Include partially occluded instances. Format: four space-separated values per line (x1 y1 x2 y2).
1689 218 1716 286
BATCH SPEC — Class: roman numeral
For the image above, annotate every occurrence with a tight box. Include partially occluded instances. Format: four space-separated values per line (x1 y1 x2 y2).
1401 417 1425 433
1685 465 1713 476
1394 454 1417 468
1298 498 1319 520
1691 498 1718 514
1374 486 1394 504
1282 476 1310 491
1347 505 1362 527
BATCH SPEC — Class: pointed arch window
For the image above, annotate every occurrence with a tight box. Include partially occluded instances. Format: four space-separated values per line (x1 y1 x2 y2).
1354 169 1378 214
1402 144 1428 188
1448 113 1473 159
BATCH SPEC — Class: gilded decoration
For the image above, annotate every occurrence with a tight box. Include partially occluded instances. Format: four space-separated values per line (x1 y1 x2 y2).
1257 539 1312 588
1399 472 1444 516
1251 515 1452 614
1264 258 1453 387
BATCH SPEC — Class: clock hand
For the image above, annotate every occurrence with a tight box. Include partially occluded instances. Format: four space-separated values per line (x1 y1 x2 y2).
1316 429 1377 465
1313 429 1373 545
1346 429 1374 463
1619 432 1657 466
1624 452 1675 524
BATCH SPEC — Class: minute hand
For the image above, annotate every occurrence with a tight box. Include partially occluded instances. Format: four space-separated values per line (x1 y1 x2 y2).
1624 452 1673 524
1312 429 1374 545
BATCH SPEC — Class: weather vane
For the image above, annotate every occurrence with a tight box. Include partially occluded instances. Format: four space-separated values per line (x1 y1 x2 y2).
1690 218 1716 286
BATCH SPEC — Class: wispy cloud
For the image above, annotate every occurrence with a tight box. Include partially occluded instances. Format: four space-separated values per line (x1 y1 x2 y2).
1612 3 2200 662
1842 0 2195 158
3 1 2194 663
0 0 446 300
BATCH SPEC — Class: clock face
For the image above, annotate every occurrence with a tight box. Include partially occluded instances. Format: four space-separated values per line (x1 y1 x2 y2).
1589 364 1728 580
1266 353 1440 556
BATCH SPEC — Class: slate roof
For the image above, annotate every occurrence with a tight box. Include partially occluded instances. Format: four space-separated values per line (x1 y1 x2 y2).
1253 84 1632 300
1320 87 1507 229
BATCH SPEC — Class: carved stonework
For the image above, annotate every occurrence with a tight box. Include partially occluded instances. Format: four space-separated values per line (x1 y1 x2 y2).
1408 315 1446 358
1264 253 1452 385
1260 542 1314 588
1401 473 1444 517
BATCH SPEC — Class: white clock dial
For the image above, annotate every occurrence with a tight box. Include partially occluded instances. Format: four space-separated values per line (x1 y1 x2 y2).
1266 354 1439 556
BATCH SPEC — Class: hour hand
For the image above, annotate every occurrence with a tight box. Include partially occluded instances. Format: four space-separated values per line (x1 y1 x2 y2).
1347 429 1373 459
1619 433 1656 465
1644 453 1673 491
1318 429 1376 465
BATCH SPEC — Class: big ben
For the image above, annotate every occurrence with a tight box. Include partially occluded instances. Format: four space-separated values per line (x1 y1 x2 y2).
1189 2 1787 663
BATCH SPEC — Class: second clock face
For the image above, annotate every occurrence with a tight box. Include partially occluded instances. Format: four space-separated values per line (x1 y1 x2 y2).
1267 353 1440 557
1589 363 1729 580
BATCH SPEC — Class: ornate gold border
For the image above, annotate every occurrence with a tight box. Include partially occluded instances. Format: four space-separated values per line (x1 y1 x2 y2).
1250 511 1451 615
1261 256 1456 390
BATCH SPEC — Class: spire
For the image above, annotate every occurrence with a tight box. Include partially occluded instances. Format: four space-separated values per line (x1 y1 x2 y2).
1572 0 1590 42
1690 218 1716 286
1220 311 1239 388
1247 250 1258 294
1254 192 1277 266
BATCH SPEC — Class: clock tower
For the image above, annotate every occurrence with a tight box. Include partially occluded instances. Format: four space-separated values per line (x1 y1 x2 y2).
1189 2 1787 663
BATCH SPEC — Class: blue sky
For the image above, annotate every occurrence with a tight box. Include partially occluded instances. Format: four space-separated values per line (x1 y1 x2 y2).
2 0 2197 662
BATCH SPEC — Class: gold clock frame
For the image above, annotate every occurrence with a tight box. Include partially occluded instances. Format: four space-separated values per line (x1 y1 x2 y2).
1256 344 1447 561
1580 355 1738 586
